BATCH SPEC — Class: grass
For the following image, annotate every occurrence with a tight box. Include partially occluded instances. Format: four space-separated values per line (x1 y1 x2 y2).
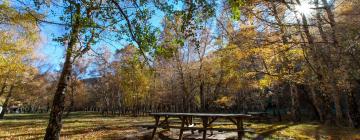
0 112 153 140
0 112 359 140
245 122 360 139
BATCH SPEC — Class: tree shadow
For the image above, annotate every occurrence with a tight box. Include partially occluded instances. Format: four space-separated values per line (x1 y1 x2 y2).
0 132 44 139
61 125 130 137
3 113 49 120
301 125 360 140
254 123 297 139
0 121 45 128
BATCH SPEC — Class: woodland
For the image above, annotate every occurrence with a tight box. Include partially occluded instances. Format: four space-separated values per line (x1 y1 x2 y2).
0 0 360 139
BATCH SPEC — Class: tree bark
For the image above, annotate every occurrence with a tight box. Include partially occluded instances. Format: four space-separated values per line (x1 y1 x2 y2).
350 86 360 128
0 80 7 97
44 4 81 140
314 0 328 42
321 0 345 126
290 84 300 122
309 86 323 122
65 86 75 118
0 85 14 119
343 93 354 127
321 0 338 46
331 86 342 126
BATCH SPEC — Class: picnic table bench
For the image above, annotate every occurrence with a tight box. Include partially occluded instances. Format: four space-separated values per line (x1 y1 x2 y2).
143 112 253 140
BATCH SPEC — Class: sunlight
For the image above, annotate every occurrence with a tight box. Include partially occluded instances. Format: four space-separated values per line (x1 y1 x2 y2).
295 3 313 16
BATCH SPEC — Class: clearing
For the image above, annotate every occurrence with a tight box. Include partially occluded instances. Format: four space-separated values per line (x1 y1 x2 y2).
0 112 359 140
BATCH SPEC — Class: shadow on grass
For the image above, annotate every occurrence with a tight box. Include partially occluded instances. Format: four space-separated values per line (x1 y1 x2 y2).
0 132 44 139
2 112 110 120
62 126 130 136
3 113 49 120
0 121 45 128
23 126 135 140
254 123 296 139
301 125 360 140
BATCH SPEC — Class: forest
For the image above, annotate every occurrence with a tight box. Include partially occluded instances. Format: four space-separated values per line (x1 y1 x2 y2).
0 0 360 139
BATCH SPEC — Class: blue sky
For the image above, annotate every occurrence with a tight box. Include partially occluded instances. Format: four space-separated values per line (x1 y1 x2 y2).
35 2 166 74
37 24 65 73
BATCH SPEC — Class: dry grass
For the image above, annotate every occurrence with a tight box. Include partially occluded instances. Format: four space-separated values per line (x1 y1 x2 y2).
0 112 359 140
246 122 360 139
0 112 153 140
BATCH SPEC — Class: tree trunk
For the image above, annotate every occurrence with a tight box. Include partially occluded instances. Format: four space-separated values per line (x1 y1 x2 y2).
270 1 288 44
314 0 328 42
350 87 360 128
44 4 81 140
0 85 14 119
331 87 342 126
274 90 282 121
199 80 206 112
178 63 189 112
309 86 323 122
321 0 338 47
343 93 354 127
117 91 122 116
290 84 300 122
65 90 75 118
0 81 7 97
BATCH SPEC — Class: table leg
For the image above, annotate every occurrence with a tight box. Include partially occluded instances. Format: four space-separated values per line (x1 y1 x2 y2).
160 116 170 130
236 117 244 140
209 117 217 136
179 116 185 140
189 116 195 134
201 117 208 140
151 116 160 140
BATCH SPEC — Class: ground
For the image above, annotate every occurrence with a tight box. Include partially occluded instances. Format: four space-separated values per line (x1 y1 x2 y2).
0 112 359 140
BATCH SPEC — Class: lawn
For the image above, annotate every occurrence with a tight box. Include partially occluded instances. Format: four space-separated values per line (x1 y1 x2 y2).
0 112 359 140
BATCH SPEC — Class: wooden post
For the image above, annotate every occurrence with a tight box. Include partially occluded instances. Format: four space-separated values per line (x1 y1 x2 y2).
179 116 185 140
151 116 160 139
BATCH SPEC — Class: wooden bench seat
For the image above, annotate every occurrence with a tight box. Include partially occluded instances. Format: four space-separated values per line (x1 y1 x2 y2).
138 124 255 133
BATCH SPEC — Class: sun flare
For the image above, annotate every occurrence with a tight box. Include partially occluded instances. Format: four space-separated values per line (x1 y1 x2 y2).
295 3 313 16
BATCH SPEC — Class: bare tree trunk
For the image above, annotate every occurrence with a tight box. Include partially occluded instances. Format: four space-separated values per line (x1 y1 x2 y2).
270 1 288 44
199 81 205 111
274 86 282 122
321 0 338 46
350 86 360 128
324 0 349 126
315 0 328 42
177 59 189 112
331 86 343 126
116 91 122 115
44 4 81 140
0 80 7 97
309 86 324 122
294 0 344 125
290 84 299 122
343 93 354 127
0 85 14 119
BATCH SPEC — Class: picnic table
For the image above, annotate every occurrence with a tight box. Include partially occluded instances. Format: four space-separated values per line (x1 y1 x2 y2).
146 112 253 140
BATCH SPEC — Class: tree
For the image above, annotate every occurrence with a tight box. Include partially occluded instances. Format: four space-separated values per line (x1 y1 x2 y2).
0 2 40 119
42 0 105 138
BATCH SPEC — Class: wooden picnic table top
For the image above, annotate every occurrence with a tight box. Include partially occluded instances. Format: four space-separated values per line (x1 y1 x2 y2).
149 112 252 117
